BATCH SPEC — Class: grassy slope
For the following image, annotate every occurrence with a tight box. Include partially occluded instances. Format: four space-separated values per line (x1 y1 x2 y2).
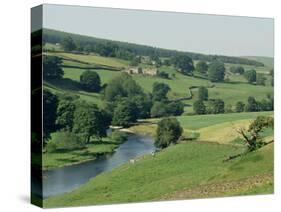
44 51 273 114
49 52 130 68
129 111 273 135
44 141 273 207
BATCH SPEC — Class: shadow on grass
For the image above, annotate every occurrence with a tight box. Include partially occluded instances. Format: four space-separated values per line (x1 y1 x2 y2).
46 78 81 91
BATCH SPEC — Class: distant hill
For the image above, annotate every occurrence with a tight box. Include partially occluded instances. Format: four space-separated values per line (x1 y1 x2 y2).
243 56 274 68
43 28 265 67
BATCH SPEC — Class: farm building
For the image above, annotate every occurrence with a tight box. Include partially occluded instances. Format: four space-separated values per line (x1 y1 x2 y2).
123 67 158 76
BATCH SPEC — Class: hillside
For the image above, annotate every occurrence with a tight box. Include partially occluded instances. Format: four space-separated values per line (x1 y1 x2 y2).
44 129 273 207
243 56 274 68
40 28 274 208
44 51 273 114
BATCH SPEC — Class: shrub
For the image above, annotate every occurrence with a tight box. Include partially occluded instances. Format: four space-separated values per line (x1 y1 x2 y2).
157 71 170 79
230 66 245 74
110 131 128 143
155 118 183 149
193 100 206 114
208 61 225 82
48 132 85 152
244 69 257 84
256 74 266 86
150 101 168 118
196 61 208 74
235 101 245 112
198 86 208 101
45 142 57 153
80 71 101 92
207 99 225 114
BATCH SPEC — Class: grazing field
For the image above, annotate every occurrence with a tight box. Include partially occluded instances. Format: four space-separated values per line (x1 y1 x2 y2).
44 141 273 207
44 81 103 105
49 52 130 68
43 48 273 115
176 111 273 130
129 111 273 144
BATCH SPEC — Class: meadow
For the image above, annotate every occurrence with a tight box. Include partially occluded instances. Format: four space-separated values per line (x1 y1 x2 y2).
41 36 274 207
44 138 273 207
45 51 273 114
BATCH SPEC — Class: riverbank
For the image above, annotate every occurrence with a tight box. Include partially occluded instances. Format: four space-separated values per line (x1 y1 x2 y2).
44 142 273 207
41 129 133 171
41 134 156 198
42 142 118 171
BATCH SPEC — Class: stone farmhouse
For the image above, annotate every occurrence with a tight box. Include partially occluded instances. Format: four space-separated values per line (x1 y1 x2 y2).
123 67 159 76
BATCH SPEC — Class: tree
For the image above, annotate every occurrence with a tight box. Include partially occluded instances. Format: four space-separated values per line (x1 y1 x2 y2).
157 71 170 79
56 97 76 131
155 118 183 149
129 95 152 119
83 44 92 54
173 55 195 75
196 61 208 74
245 96 259 112
208 61 225 82
72 102 110 143
112 99 138 127
236 116 273 151
163 59 171 66
244 69 257 84
193 100 206 114
104 73 143 102
43 89 58 141
46 132 85 152
150 101 168 118
43 55 64 79
225 104 233 113
167 101 184 116
152 82 170 101
230 66 245 74
198 86 208 101
130 56 141 66
235 101 245 112
207 99 225 114
80 71 101 92
61 36 77 51
256 74 266 86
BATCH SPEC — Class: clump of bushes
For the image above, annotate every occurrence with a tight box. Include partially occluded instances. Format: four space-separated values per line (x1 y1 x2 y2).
110 131 128 143
46 132 85 153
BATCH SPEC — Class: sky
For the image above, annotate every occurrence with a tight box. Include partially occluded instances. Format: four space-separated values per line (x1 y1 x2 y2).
42 4 274 57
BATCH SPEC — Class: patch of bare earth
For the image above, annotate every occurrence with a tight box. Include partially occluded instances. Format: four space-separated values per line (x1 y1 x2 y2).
160 173 273 200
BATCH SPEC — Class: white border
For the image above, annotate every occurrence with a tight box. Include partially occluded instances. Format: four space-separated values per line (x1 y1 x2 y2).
0 0 280 211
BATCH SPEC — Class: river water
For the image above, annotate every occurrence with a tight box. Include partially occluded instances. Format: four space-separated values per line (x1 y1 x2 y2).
40 134 155 198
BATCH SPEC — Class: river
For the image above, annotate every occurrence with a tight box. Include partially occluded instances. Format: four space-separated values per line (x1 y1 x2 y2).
39 134 155 198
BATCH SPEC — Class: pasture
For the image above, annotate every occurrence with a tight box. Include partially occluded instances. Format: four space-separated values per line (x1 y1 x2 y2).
44 140 273 207
43 50 273 115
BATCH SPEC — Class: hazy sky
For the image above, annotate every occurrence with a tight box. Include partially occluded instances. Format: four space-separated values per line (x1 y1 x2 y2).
43 4 274 57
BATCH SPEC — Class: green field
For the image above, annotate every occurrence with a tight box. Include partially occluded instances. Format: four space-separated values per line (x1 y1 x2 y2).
129 111 273 142
44 140 273 207
44 50 273 114
49 52 130 68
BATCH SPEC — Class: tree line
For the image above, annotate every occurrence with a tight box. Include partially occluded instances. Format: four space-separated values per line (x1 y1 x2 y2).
43 28 265 67
193 86 273 115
